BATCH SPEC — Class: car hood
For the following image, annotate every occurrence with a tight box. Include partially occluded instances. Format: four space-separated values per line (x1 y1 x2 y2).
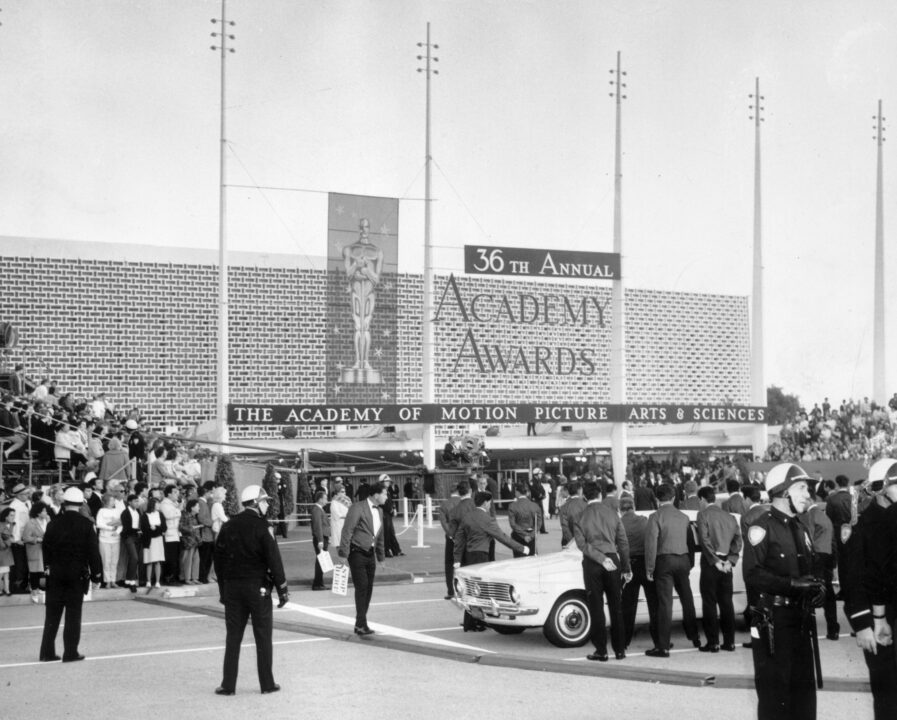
457 547 583 583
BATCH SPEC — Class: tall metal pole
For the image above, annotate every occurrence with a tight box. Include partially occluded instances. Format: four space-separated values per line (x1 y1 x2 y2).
211 1 235 448
417 24 438 469
609 51 627 488
749 79 766 458
873 100 886 404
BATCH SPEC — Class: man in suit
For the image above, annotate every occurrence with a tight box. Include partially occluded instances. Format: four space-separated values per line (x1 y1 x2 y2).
39 487 102 662
453 491 529 630
644 483 702 657
439 482 463 600
573 480 631 661
338 480 388 635
634 476 658 511
499 474 515 511
620 496 658 650
197 481 216 583
695 486 742 653
559 480 587 548
507 482 542 557
530 469 548 533
213 485 288 696
310 489 330 590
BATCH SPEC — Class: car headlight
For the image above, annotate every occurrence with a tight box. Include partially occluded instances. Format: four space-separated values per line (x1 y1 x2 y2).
509 585 521 604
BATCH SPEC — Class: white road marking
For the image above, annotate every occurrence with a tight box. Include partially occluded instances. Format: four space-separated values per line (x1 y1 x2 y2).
321 598 444 610
280 601 494 653
0 637 329 669
0 615 199 633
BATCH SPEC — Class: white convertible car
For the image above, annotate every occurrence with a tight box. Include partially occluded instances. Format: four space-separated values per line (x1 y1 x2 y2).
452 510 748 647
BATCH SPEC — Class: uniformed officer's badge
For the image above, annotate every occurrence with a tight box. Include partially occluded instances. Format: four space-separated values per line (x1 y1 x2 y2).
748 526 766 546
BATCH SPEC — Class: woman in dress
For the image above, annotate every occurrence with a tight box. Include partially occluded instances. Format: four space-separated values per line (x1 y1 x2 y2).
95 493 122 588
329 482 351 550
140 495 166 589
23 501 50 603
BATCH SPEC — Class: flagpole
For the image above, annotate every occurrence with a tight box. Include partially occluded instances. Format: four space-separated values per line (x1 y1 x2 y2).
873 100 886 404
609 51 628 489
211 0 235 449
749 79 766 459
417 23 438 470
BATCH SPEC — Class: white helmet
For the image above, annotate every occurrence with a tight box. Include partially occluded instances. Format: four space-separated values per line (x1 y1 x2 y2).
240 484 270 505
764 463 810 497
868 458 897 489
62 486 85 505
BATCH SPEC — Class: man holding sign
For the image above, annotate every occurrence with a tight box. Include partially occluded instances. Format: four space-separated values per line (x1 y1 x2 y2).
310 490 330 590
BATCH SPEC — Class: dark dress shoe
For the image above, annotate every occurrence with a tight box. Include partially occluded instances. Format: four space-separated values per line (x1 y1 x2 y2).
62 654 85 662
214 687 235 696
586 652 608 661
645 648 670 658
444 594 454 600
40 655 61 662
615 651 626 660
826 631 840 641
721 643 737 652
311 585 325 591
742 641 753 649
698 644 720 653
354 626 374 636
692 638 703 648
261 684 281 694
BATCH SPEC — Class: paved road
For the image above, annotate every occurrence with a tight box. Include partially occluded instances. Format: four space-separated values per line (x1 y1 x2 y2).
0 513 877 718
0 579 874 720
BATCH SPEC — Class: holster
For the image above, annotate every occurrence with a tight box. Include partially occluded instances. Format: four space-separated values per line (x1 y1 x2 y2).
750 603 775 656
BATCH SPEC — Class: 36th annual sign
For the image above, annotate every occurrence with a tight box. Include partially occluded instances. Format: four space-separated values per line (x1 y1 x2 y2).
464 245 621 279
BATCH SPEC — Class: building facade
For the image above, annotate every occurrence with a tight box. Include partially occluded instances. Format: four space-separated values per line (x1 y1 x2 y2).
0 237 749 438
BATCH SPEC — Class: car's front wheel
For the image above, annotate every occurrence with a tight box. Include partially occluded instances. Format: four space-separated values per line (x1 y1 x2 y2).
542 591 591 647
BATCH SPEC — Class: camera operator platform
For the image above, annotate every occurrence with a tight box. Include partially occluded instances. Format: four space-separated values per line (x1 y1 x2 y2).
742 462 826 720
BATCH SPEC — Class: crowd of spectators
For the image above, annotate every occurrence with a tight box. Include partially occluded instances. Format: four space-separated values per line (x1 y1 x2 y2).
0 363 230 600
764 394 897 463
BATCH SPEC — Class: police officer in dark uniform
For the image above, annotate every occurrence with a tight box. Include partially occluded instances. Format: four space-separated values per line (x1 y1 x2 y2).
845 458 897 719
743 463 825 720
39 486 102 662
213 485 289 696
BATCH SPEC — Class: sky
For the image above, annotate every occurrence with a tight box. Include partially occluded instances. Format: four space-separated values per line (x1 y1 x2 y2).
1 0 896 408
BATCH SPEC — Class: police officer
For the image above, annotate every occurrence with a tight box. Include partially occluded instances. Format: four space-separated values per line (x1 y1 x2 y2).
39 486 102 662
845 458 897 719
213 485 289 696
743 462 825 720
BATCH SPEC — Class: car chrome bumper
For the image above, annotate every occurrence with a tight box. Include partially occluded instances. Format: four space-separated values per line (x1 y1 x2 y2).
452 597 539 618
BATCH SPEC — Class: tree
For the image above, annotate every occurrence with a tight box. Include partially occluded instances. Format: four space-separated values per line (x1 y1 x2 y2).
215 453 241 517
766 385 802 425
262 462 280 522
